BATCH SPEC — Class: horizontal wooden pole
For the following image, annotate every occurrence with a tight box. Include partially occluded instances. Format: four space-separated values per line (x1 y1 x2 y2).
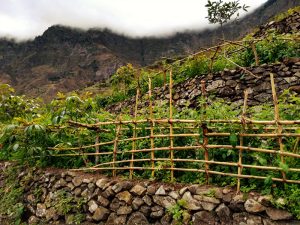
207 145 300 158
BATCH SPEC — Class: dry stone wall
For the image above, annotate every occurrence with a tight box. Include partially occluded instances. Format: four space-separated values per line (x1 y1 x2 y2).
1 162 299 225
108 59 300 113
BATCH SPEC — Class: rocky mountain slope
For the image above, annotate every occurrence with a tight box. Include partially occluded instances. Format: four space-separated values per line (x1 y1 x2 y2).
0 0 299 101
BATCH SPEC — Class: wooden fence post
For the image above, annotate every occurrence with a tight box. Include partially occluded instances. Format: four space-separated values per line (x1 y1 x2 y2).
201 80 209 184
169 69 174 182
237 90 248 192
270 73 286 182
148 76 155 178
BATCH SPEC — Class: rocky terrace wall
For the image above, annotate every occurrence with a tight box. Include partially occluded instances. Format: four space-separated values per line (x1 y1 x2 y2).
108 59 300 113
1 162 299 225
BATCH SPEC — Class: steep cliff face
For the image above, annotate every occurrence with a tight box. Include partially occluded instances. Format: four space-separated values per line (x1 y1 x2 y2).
0 0 298 100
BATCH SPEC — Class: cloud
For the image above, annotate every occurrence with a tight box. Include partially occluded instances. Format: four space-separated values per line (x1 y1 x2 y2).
0 0 267 40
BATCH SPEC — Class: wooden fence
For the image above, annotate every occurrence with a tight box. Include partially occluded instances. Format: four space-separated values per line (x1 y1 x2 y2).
49 71 300 191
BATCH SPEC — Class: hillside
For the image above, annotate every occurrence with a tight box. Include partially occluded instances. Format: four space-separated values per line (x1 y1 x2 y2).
0 0 299 101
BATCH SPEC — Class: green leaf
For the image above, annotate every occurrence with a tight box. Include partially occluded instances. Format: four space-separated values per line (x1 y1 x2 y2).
13 143 19 151
279 162 289 173
229 132 238 148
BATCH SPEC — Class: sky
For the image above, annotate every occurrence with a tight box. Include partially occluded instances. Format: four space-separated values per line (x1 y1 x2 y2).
0 0 267 40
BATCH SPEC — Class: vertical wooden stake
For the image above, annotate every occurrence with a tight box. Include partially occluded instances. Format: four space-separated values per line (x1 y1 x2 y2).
113 116 122 177
201 80 209 184
251 42 260 66
95 119 100 165
237 90 248 193
148 76 155 178
163 69 167 89
270 73 286 181
169 69 174 182
129 87 139 179
95 133 100 164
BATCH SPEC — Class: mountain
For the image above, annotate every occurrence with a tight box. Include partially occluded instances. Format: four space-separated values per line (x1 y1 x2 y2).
0 0 299 101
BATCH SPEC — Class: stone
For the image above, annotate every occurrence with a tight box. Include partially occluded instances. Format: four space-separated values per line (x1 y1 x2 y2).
36 203 46 217
117 206 133 215
147 185 157 195
96 178 109 189
284 77 298 83
67 182 75 190
116 191 132 204
219 86 235 96
143 195 153 206
222 186 232 194
179 187 188 196
112 181 133 193
244 199 266 213
140 205 151 217
226 80 238 88
155 185 167 195
252 67 265 74
206 80 225 91
201 202 218 211
132 197 144 210
28 216 40 225
233 212 262 225
27 194 36 204
102 186 115 198
92 207 110 221
192 211 216 225
88 182 95 191
130 184 147 196
229 194 246 212
74 187 82 196
110 198 123 212
72 177 83 187
88 200 98 213
161 214 172 225
266 208 293 221
182 191 202 210
194 195 220 204
54 178 67 188
153 195 176 209
255 93 271 102
256 82 271 92
106 213 127 225
169 191 179 200
127 212 150 225
173 93 180 100
98 195 110 207
258 195 272 207
81 188 89 197
45 207 59 221
83 178 93 183
150 206 164 219
215 203 231 223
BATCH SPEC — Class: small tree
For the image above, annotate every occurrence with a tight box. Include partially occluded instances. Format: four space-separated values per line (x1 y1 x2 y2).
205 0 249 36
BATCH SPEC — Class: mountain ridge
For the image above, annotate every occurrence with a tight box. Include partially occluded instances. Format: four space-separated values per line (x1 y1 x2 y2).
0 0 299 101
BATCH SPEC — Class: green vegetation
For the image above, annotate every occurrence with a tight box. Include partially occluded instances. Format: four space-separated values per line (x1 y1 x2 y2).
167 199 188 225
0 166 25 225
